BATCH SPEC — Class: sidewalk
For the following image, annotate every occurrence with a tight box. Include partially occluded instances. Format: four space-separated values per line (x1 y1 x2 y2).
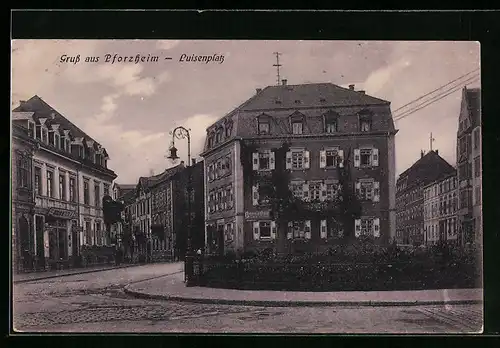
13 263 149 283
124 272 484 307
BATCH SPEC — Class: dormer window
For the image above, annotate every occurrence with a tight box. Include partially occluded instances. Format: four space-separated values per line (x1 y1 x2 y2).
292 121 303 135
41 127 49 144
207 132 215 148
28 121 35 138
358 110 373 132
324 111 339 134
35 125 41 140
258 122 270 134
54 133 60 149
65 138 71 153
215 127 223 144
360 120 371 132
225 122 233 137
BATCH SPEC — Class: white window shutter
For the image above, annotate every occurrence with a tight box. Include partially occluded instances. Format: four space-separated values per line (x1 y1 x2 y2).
287 222 293 239
372 148 379 167
354 148 361 168
252 152 259 170
271 221 277 239
320 219 327 239
320 182 327 202
302 182 309 202
286 151 292 169
338 149 344 168
373 218 380 237
253 221 260 240
319 150 326 168
305 220 312 239
303 150 310 169
355 219 361 238
270 151 275 170
355 182 361 196
252 184 259 206
373 181 380 202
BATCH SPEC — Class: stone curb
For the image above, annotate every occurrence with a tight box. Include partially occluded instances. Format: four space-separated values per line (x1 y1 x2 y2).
13 263 164 284
122 286 483 307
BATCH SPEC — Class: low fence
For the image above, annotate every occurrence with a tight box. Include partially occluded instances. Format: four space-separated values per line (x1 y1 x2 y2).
187 257 481 291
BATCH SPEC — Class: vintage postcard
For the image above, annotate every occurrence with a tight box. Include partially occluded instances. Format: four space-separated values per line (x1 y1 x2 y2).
11 39 482 333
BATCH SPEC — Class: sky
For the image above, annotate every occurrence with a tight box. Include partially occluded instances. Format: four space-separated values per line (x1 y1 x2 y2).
11 40 480 184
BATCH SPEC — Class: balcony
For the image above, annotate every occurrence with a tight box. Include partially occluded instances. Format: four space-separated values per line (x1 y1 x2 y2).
35 196 78 211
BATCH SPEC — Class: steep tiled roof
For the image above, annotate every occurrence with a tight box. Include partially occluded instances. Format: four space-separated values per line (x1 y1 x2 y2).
12 122 35 143
397 150 456 189
465 88 481 127
137 163 185 191
12 95 101 150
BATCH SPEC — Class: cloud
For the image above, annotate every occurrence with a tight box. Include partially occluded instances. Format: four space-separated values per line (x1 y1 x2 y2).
156 40 180 50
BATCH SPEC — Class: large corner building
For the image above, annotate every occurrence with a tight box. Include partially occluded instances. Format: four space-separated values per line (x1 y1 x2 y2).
201 81 398 254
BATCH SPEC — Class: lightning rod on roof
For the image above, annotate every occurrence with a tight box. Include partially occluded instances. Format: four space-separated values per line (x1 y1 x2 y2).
273 52 282 86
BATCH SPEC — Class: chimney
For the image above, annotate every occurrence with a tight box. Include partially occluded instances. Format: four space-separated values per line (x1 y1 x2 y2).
282 79 287 86
192 158 196 166
349 84 355 90
256 88 262 94
435 149 439 155
180 161 185 167
421 150 425 158
358 90 366 94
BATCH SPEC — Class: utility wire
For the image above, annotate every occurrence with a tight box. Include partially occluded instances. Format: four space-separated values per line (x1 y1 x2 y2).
392 67 480 113
393 75 479 122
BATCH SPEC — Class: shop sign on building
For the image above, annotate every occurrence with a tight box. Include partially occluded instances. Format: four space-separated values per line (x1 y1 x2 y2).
244 211 271 221
48 208 78 220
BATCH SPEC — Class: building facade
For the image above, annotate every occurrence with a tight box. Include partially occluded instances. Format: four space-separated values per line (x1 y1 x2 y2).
201 81 398 255
423 172 458 245
396 150 456 246
12 96 117 270
12 123 36 273
456 87 481 245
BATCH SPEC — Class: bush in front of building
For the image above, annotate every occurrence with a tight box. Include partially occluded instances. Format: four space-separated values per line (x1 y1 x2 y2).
199 240 481 291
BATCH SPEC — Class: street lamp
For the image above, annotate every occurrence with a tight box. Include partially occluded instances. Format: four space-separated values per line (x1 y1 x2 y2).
166 126 194 283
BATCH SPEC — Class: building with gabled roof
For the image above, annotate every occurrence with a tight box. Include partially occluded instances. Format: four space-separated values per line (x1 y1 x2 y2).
456 86 481 245
11 96 117 271
201 80 398 255
396 150 456 246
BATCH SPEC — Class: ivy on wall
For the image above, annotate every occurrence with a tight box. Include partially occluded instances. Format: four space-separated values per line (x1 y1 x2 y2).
240 140 362 243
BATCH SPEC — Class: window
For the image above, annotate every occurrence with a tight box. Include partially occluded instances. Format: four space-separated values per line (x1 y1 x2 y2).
49 131 55 146
95 183 100 207
258 121 270 135
259 221 271 238
17 154 30 188
325 182 339 201
259 152 270 170
320 148 343 169
78 145 84 158
325 119 337 133
34 167 42 195
292 121 303 135
474 156 481 177
46 170 54 197
84 180 90 205
35 125 41 139
357 181 374 201
59 174 66 200
55 134 60 149
69 177 76 202
104 184 110 196
95 221 102 245
360 120 371 132
28 122 35 137
42 127 48 144
309 182 321 201
473 128 480 150
290 221 307 239
360 149 372 166
354 148 379 167
288 149 309 170
85 220 92 245
290 181 304 199
475 186 481 205
215 128 223 143
65 139 71 153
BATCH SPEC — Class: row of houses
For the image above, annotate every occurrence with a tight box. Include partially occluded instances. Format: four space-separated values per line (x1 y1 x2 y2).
395 86 481 246
11 96 117 273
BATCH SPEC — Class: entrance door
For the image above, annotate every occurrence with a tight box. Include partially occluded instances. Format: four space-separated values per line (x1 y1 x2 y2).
35 216 45 268
18 216 32 270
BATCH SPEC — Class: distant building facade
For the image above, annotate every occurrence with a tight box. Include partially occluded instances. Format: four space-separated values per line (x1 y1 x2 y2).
423 172 458 245
201 81 398 255
12 96 117 271
456 87 481 245
396 150 456 246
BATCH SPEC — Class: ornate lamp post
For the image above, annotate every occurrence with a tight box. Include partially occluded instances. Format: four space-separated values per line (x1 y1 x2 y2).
166 126 194 285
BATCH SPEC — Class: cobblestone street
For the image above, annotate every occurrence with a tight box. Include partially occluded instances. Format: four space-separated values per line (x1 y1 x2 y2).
12 263 483 334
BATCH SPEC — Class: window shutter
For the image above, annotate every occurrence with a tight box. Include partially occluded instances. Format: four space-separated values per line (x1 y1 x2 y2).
338 150 344 168
305 220 312 239
355 182 361 196
373 181 380 202
271 221 277 239
252 152 259 170
320 219 327 239
320 182 327 202
319 150 326 168
287 222 293 239
354 149 361 168
354 219 361 238
303 150 310 169
302 182 310 202
270 151 276 170
253 221 260 240
373 218 380 238
372 148 379 167
222 190 227 209
252 184 259 206
286 151 292 169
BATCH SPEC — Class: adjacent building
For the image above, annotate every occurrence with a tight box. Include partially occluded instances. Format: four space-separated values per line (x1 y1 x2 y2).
201 81 398 255
11 122 36 273
12 96 117 271
423 171 458 245
456 87 481 245
112 183 136 201
396 150 456 246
